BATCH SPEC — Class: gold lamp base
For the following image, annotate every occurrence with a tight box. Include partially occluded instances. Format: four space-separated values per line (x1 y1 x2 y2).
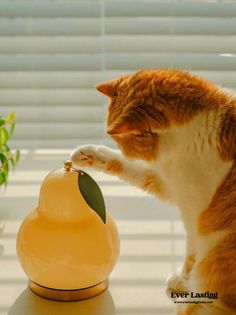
29 279 108 302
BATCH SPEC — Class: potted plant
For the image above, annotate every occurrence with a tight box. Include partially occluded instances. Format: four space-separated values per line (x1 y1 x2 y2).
0 112 20 188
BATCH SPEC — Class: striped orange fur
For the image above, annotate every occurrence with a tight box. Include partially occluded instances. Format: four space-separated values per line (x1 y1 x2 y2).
97 69 236 315
72 68 236 315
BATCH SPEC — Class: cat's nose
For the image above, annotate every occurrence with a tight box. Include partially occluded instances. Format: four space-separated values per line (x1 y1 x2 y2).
107 123 124 135
107 128 113 135
107 128 121 136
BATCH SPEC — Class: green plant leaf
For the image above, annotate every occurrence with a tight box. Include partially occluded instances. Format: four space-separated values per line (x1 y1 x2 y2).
15 149 20 165
78 171 106 223
0 171 7 186
4 161 9 177
0 153 6 164
2 144 10 152
0 117 4 127
9 157 15 169
0 173 4 185
5 112 15 125
9 122 15 137
0 112 19 187
0 128 9 146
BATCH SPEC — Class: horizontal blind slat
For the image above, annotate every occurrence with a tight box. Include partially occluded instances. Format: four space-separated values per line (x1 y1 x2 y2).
0 71 105 89
0 106 105 123
0 17 235 36
14 122 106 139
105 17 236 35
0 89 104 106
0 54 102 71
0 1 100 18
1 35 236 54
1 1 235 18
105 35 236 54
0 53 235 72
106 53 236 71
9 138 114 150
106 2 236 17
0 18 101 36
1 71 236 89
0 37 102 54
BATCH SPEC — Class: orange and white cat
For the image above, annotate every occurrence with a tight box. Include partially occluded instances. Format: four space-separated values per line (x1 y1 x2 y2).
70 69 236 315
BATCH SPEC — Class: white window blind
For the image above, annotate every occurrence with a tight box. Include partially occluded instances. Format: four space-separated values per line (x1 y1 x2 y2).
0 0 236 149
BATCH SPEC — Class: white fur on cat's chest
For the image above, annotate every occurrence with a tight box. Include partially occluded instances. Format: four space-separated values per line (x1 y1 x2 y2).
155 112 232 215
154 147 232 258
160 154 230 211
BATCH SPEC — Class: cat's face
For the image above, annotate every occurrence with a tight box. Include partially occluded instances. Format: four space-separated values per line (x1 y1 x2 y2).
97 76 158 160
97 71 170 161
96 69 222 161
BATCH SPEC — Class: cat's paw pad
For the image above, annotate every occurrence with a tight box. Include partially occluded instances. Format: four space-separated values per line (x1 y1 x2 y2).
166 273 188 295
70 145 108 168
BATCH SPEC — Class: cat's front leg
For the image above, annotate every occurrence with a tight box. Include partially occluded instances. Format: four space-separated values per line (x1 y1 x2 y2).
167 233 196 296
70 144 166 199
166 254 195 294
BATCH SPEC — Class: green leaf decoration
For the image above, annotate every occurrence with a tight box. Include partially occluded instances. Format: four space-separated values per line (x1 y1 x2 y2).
78 172 106 224
0 127 9 146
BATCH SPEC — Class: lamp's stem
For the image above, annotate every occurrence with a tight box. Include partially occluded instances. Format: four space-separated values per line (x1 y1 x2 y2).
64 160 84 175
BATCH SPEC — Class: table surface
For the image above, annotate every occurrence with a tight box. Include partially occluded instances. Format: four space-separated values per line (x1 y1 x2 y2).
0 149 185 315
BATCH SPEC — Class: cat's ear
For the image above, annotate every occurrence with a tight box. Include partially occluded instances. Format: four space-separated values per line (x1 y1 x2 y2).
96 80 117 98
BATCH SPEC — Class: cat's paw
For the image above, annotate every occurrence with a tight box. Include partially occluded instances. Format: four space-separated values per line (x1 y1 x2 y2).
70 145 110 168
166 272 188 296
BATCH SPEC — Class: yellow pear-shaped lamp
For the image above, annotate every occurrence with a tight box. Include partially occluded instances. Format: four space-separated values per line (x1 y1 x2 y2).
16 161 120 301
